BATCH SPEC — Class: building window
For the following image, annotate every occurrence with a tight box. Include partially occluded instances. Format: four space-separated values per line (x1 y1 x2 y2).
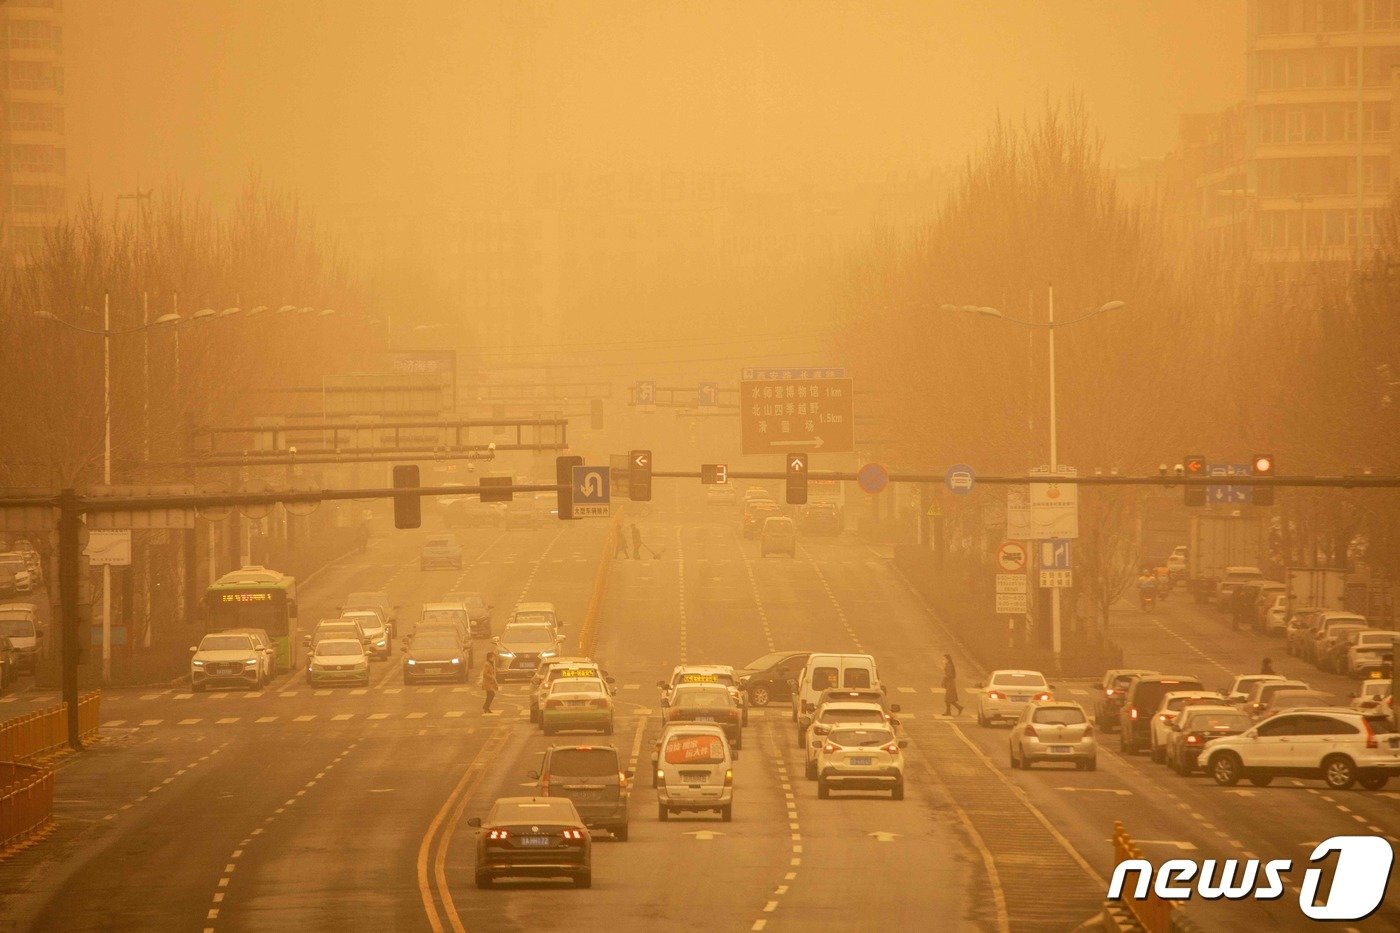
5 19 60 51
1368 0 1400 29
5 102 63 133
7 61 55 91
8 184 63 213
6 144 64 174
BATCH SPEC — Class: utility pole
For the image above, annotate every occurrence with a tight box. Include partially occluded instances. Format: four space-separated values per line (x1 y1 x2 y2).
57 488 83 750
102 292 113 684
1046 283 1062 665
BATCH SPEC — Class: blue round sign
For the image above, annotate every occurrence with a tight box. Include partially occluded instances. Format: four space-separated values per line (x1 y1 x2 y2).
857 462 889 495
945 464 976 495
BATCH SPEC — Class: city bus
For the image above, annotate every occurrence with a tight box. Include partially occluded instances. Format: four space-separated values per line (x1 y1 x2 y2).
204 566 300 673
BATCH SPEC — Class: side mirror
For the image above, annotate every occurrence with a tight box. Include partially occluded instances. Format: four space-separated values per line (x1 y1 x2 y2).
798 716 811 728
890 718 901 727
656 680 667 689
527 770 540 780
659 698 669 708
189 646 198 653
810 740 821 748
466 817 482 828
890 704 902 714
606 676 617 685
898 739 909 748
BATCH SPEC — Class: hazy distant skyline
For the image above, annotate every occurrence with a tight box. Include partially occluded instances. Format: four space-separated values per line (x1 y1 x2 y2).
67 1 1244 221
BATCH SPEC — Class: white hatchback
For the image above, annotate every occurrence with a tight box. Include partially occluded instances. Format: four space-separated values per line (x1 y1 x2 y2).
1148 691 1225 762
976 670 1053 726
814 724 906 799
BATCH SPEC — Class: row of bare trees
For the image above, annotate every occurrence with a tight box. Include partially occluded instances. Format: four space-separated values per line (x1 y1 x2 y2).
839 101 1400 644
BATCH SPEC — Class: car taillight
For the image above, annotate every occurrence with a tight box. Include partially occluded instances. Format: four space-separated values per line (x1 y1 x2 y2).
1035 692 1052 702
561 829 585 841
546 699 563 709
1158 713 1171 722
1185 735 1200 745
1129 707 1139 720
882 742 899 754
987 691 1006 700
487 829 509 840
1023 725 1038 739
591 698 609 708
724 768 733 787
1363 718 1377 750
823 742 838 754
1105 688 1116 697
618 772 628 790
727 708 740 720
540 773 550 794
656 770 666 786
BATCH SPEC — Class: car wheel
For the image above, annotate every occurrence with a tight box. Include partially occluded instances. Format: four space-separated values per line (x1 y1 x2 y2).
1009 745 1018 769
192 683 204 693
542 725 554 736
817 778 829 800
1248 774 1273 787
748 686 770 707
892 780 904 800
1209 752 1242 787
574 871 592 889
529 706 539 724
1358 773 1389 791
796 728 805 747
1322 755 1358 790
976 709 988 728
1083 758 1097 772
805 759 817 780
613 823 629 842
475 872 492 889
1150 743 1165 764
604 721 614 736
657 804 669 821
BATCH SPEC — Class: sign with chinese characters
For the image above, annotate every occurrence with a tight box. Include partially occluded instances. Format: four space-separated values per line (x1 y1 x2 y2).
1038 570 1073 588
996 573 1027 594
742 367 845 380
1028 466 1079 539
995 592 1028 614
571 466 611 518
86 530 132 566
740 377 854 455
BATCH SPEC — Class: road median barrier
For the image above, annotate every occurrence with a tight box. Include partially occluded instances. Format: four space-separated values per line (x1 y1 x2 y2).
0 760 54 857
576 517 621 658
0 690 102 762
1110 820 1174 933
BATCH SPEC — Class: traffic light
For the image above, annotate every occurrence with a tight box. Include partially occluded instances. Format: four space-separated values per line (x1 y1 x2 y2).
556 455 582 520
786 453 808 505
590 398 604 430
392 464 421 529
1183 454 1207 507
1252 454 1275 507
629 449 652 502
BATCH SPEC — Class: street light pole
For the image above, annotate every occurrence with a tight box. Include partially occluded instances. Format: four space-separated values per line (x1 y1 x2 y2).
102 292 112 684
1046 284 1061 663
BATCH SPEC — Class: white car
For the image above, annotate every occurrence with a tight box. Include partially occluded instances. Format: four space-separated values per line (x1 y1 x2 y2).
1166 547 1187 579
1202 708 1400 791
975 670 1053 726
1224 673 1286 706
1346 630 1399 677
814 724 906 799
1263 595 1288 635
802 701 893 779
1350 678 1392 713
1148 691 1225 762
0 553 33 596
341 609 390 660
190 632 263 692
1008 701 1096 771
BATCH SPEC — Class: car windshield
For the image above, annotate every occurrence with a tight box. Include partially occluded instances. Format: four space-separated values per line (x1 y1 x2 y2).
421 610 465 626
819 707 883 723
425 537 454 547
1358 633 1395 645
199 635 254 652
546 748 619 777
316 640 362 658
765 519 794 530
460 595 487 610
829 728 894 747
503 624 554 644
0 618 36 637
317 626 358 639
1182 711 1250 731
549 679 605 695
1361 682 1391 697
674 688 731 708
1033 707 1086 725
0 559 24 573
991 672 1047 688
412 635 458 651
513 611 554 626
492 800 576 824
343 614 381 629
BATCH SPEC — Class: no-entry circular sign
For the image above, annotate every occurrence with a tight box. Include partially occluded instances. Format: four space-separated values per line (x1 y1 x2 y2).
996 540 1028 573
857 462 889 494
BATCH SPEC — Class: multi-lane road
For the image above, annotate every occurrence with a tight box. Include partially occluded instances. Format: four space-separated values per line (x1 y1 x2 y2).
0 500 1395 932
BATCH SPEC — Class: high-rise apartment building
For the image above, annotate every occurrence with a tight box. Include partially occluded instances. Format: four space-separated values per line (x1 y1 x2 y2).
0 0 66 261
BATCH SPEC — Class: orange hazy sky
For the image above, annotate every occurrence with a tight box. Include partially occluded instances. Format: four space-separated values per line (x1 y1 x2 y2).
67 1 1244 218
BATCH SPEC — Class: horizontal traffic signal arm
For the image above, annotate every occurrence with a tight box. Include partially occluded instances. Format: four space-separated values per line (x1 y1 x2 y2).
648 471 1400 488
0 483 568 513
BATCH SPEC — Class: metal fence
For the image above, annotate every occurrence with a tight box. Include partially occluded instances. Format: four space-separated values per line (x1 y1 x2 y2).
0 761 54 851
0 691 101 762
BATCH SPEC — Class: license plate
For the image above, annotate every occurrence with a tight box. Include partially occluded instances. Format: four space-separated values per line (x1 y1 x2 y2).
1050 746 1072 754
1011 696 1028 702
519 836 551 847
567 700 588 707
695 716 715 722
850 756 872 766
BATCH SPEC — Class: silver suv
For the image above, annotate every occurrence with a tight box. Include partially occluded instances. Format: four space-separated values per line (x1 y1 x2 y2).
1202 708 1400 791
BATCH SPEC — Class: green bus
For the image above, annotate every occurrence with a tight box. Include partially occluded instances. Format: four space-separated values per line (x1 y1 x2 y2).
204 566 300 673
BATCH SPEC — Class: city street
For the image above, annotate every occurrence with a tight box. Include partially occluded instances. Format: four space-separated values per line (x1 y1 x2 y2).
1 504 1393 932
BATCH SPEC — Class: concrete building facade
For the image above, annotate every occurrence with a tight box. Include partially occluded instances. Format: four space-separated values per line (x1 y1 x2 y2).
0 0 66 261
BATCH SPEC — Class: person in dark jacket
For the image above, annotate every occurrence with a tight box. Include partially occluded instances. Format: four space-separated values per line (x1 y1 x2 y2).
942 654 964 716
481 652 498 713
1260 657 1276 675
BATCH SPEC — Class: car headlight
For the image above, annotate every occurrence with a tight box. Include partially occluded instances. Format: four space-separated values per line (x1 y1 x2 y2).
245 659 259 666
497 650 514 659
450 657 461 665
191 659 205 667
406 658 417 666
539 650 556 658
307 663 319 672
375 640 387 648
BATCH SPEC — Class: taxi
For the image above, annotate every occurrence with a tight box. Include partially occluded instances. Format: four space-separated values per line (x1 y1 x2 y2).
659 665 749 725
532 659 611 723
540 677 614 736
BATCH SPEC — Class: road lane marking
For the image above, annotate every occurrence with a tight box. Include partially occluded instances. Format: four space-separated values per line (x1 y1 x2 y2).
255 716 277 723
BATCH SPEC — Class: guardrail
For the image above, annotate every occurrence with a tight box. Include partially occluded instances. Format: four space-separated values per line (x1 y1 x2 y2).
0 691 101 762
1111 820 1174 933
576 518 620 658
0 761 54 853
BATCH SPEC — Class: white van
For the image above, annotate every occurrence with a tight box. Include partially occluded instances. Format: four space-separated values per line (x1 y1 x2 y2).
653 723 734 822
791 653 881 721
0 603 41 672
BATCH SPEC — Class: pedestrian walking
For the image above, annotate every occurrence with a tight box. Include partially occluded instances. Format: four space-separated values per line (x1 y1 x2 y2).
481 652 498 713
941 653 964 716
631 523 644 559
1260 657 1276 676
614 528 630 559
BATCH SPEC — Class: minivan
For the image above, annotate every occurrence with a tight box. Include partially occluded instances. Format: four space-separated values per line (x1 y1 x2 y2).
530 744 631 841
1118 675 1204 754
653 723 734 822
791 653 881 721
0 603 40 672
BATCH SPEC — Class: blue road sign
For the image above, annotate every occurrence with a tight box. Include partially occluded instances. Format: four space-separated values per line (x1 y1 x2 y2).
571 465 611 517
1039 540 1072 570
697 382 719 408
857 462 889 495
945 463 976 496
1207 462 1253 505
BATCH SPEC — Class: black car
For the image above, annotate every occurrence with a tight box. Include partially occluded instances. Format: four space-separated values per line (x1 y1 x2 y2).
800 504 841 535
1118 675 1204 754
403 630 472 682
736 651 811 708
469 796 592 888
443 591 494 639
1165 706 1252 775
530 744 631 841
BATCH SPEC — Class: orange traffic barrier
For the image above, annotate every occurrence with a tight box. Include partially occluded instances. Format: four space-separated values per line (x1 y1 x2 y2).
1111 820 1174 933
0 761 54 852
577 518 620 658
0 691 101 762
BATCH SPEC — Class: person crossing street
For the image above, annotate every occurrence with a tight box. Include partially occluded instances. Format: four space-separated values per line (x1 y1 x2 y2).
481 651 498 714
942 653 964 716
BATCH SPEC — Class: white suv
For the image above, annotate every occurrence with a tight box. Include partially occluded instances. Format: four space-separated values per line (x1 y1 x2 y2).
814 723 906 800
1202 708 1400 791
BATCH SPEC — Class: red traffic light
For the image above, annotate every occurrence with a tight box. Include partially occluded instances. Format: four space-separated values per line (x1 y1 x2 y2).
1253 454 1275 475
